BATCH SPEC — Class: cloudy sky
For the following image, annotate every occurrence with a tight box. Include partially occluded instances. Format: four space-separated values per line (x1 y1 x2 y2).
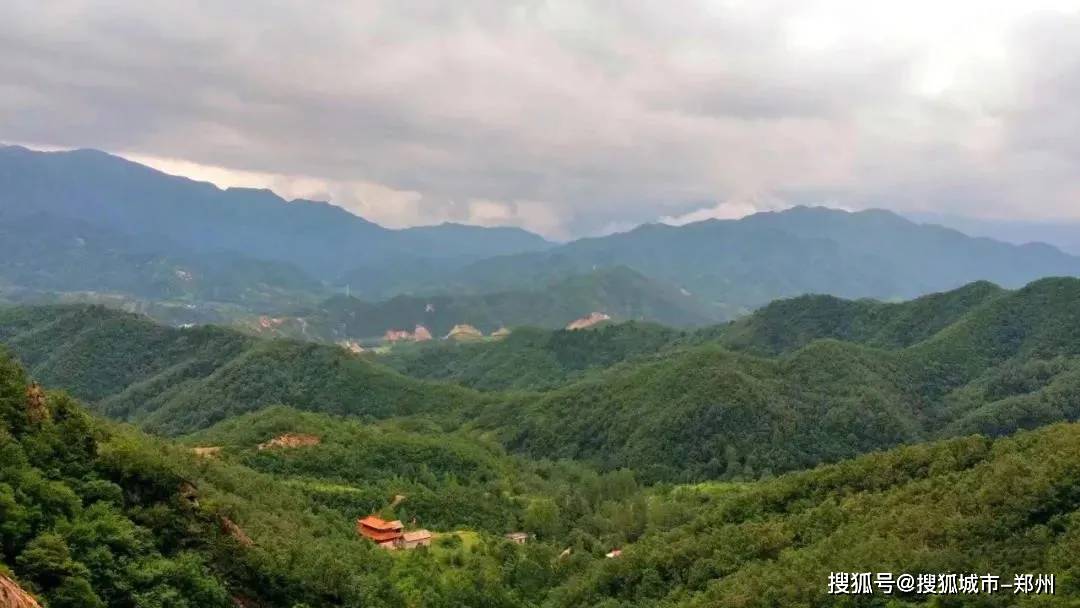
3 0 1079 239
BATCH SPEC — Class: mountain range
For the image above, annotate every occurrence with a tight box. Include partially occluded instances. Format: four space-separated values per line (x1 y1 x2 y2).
5 276 1080 482
0 145 551 282
4 145 1080 332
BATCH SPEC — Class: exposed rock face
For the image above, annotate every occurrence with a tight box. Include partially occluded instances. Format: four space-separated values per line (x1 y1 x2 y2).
192 446 223 458
412 325 433 341
491 327 511 339
25 382 49 424
257 433 321 450
383 329 413 342
384 325 433 343
337 339 365 354
445 324 484 341
566 312 611 330
0 575 43 608
220 515 254 547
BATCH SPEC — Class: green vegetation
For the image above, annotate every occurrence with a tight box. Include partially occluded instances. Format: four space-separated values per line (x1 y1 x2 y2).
0 352 682 607
267 266 720 345
473 278 1080 481
382 322 685 391
715 279 1007 355
4 349 1078 606
7 278 1080 486
0 305 481 435
550 423 1080 607
0 212 324 310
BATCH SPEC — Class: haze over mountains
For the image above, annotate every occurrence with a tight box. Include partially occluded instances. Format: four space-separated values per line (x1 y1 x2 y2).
3 144 1080 333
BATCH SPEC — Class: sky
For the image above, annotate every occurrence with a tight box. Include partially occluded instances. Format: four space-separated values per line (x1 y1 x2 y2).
2 0 1080 240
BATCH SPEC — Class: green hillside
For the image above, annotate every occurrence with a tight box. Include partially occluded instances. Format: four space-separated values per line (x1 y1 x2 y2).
469 278 1080 481
183 406 526 533
716 280 1007 355
0 305 480 435
550 424 1080 607
267 267 720 344
4 350 1078 607
8 279 1080 487
0 351 584 607
0 351 394 608
382 322 686 391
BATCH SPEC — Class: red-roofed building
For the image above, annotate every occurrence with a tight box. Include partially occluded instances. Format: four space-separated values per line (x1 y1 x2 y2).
357 516 404 546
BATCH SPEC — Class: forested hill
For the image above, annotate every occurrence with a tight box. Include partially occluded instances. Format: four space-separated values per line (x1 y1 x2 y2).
5 340 1077 606
716 279 1008 355
472 277 1080 480
6 278 1080 486
382 322 687 391
0 304 481 435
440 206 1080 314
268 267 719 343
550 423 1080 607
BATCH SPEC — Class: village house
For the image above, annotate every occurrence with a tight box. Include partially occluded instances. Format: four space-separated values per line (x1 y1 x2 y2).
357 515 432 550
400 530 433 549
504 532 529 544
356 515 404 548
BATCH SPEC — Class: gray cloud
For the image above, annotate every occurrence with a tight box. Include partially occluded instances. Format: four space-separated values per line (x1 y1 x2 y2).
2 0 1079 238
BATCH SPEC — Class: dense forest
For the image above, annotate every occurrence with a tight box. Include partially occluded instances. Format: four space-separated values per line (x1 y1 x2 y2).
3 278 1080 605
5 278 1080 482
3 351 1077 606
0 305 482 435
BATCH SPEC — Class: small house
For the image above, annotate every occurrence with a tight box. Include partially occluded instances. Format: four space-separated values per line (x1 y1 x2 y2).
357 516 404 547
400 530 433 549
505 532 529 544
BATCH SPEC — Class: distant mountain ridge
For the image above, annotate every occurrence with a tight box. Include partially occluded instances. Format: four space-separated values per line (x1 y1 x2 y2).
440 206 1080 315
4 144 1079 325
0 145 552 281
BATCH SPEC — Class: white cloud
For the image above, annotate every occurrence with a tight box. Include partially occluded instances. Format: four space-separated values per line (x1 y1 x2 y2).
3 0 1080 236
660 200 791 226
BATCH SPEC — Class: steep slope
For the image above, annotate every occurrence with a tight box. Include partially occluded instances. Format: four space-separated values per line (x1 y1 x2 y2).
0 353 238 607
450 206 1080 314
0 145 550 281
0 352 558 608
551 424 1080 607
0 305 480 434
